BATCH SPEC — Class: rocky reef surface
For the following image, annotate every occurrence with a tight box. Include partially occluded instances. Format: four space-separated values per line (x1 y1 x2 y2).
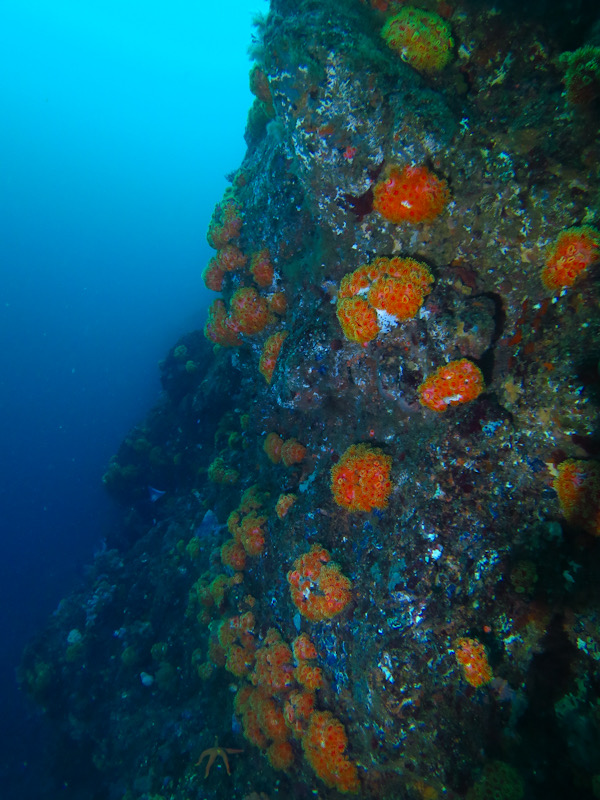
20 1 600 798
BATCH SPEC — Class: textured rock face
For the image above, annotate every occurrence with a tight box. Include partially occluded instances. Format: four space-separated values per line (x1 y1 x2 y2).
20 2 600 798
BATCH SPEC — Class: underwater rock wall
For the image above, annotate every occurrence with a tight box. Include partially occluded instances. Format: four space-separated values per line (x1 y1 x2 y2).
20 1 600 799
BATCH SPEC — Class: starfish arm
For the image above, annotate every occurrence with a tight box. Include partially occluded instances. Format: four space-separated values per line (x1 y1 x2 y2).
220 751 231 775
204 751 217 778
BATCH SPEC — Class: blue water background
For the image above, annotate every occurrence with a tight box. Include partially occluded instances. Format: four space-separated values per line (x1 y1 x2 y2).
0 1 267 795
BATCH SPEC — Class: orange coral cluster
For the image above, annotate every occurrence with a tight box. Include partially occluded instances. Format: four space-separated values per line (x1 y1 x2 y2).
220 538 247 571
249 65 275 117
234 683 293 769
336 257 434 343
382 7 453 74
224 486 270 559
205 288 272 346
554 458 600 536
251 628 294 692
288 545 352 621
292 633 322 691
373 165 450 224
263 432 307 467
541 225 600 291
292 633 317 661
230 628 324 775
330 443 392 512
207 456 239 485
454 637 493 688
219 612 257 678
283 689 315 735
268 291 288 316
204 194 245 289
223 618 355 786
237 513 268 557
302 711 360 793
207 196 243 250
203 244 247 290
204 299 241 347
263 432 284 463
259 331 288 383
418 359 485 412
188 572 236 624
281 438 307 467
275 493 297 519
336 297 378 344
251 249 275 287
229 287 270 335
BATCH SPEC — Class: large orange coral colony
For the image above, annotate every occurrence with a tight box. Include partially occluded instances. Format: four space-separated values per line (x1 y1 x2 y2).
382 7 454 74
330 443 392 511
418 359 485 412
455 637 493 688
373 165 450 224
302 711 360 794
287 545 352 621
554 459 600 536
541 226 600 291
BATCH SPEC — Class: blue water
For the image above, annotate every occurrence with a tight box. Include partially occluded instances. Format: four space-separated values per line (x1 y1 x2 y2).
0 1 267 795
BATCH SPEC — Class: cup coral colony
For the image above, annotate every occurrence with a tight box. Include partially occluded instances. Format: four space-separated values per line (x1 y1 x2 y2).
19 2 600 799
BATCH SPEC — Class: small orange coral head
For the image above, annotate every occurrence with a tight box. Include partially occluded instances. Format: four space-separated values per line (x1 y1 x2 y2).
294 662 323 691
268 291 288 316
302 711 360 794
229 287 269 335
418 359 484 412
251 629 294 692
336 297 379 344
330 443 392 512
220 539 247 571
275 492 297 519
250 249 274 287
263 432 284 463
281 438 307 467
267 740 294 771
287 545 352 621
207 457 239 485
382 7 453 73
207 197 243 249
368 257 434 321
259 331 288 384
225 643 255 678
253 693 288 742
541 226 600 291
204 299 241 347
554 459 600 536
284 689 315 735
216 244 247 272
373 165 449 224
292 633 317 661
454 637 493 688
238 513 267 556
202 258 225 291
